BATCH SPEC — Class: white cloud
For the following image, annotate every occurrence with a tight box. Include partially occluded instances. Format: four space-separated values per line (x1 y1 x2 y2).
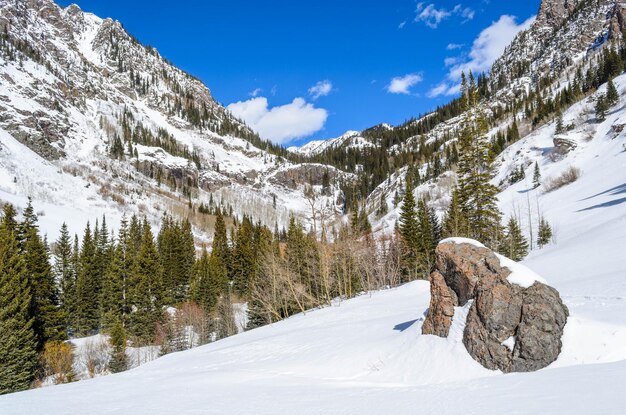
427 82 460 98
227 97 328 144
249 88 262 97
308 80 333 100
415 3 451 28
429 14 535 97
387 73 423 95
415 3 475 28
446 43 464 50
398 20 407 29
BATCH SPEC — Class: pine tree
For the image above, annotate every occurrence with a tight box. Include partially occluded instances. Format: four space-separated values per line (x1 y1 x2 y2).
191 247 222 313
456 71 503 247
128 220 163 342
0 208 37 394
442 187 468 238
532 162 541 189
75 223 100 335
212 210 230 280
501 217 528 261
108 320 128 373
537 216 553 248
20 201 65 348
398 181 419 280
595 95 608 121
555 112 564 134
415 199 435 278
53 223 74 335
606 78 619 107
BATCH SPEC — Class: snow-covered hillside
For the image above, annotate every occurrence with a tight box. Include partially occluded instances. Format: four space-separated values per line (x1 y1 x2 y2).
1 172 625 414
0 0 349 240
2 94 626 410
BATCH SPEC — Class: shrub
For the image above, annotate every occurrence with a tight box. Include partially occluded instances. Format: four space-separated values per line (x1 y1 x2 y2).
40 341 76 385
543 166 581 192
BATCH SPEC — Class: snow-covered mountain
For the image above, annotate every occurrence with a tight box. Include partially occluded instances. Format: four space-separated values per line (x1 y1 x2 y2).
0 0 350 240
288 130 378 157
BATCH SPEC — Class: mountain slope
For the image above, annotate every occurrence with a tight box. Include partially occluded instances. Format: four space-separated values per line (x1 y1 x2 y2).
2 77 626 409
0 0 349 239
1 154 626 413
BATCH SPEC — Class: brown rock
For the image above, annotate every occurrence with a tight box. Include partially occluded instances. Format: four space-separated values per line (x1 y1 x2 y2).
422 271 458 337
423 240 569 373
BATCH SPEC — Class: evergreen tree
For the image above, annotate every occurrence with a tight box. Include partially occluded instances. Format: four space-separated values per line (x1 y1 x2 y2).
398 181 419 280
415 199 436 278
555 112 564 134
606 78 619 107
20 201 65 348
501 217 528 261
595 95 608 121
532 162 541 189
0 208 37 394
190 246 222 313
211 210 230 280
53 223 74 335
442 187 468 238
128 220 163 342
75 223 100 335
108 320 128 373
537 216 553 248
456 71 503 247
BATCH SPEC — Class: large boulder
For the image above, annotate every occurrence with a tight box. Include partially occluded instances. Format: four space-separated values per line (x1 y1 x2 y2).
422 238 569 373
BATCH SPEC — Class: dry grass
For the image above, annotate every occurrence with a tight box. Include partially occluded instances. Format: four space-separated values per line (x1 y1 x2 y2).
543 166 581 192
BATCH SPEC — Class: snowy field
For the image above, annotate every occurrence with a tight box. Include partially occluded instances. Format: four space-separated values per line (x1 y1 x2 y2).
1 120 626 413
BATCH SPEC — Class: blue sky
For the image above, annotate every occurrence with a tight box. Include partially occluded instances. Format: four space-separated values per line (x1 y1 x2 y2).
58 0 539 145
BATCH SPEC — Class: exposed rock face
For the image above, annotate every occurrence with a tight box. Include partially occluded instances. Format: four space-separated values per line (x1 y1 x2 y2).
537 0 576 28
421 271 457 337
423 240 569 373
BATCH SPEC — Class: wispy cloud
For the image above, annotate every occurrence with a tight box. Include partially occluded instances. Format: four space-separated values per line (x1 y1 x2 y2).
415 3 475 29
249 88 262 97
429 14 535 97
446 43 464 50
387 73 423 95
398 20 407 29
308 80 333 100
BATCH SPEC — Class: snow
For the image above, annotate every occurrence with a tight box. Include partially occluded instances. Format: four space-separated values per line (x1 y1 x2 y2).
496 253 548 288
439 237 486 248
501 336 516 352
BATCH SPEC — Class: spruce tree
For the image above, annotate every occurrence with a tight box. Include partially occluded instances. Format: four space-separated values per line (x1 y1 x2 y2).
75 223 100 335
456 71 503 247
537 217 553 248
20 202 65 347
555 112 564 134
415 199 435 278
501 217 528 261
129 220 163 342
54 223 75 334
0 210 37 394
398 180 419 280
532 162 541 189
595 95 608 121
442 187 468 238
606 78 619 107
191 247 222 313
108 320 128 373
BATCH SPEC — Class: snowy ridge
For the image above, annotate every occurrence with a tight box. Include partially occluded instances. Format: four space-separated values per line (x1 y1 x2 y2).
288 130 375 157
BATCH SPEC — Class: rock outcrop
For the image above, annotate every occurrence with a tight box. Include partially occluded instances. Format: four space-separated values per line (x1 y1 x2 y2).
423 239 569 373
